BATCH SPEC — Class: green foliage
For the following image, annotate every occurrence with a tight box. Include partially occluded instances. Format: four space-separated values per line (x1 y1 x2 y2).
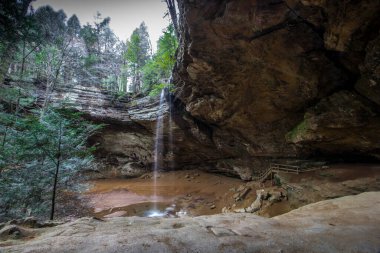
0 0 35 82
81 24 98 54
125 31 141 66
34 6 67 46
286 120 308 142
67 15 81 37
125 23 152 93
155 24 178 75
0 88 103 220
142 24 178 95
142 59 161 93
83 54 99 68
149 83 168 97
148 83 175 97
274 175 282 187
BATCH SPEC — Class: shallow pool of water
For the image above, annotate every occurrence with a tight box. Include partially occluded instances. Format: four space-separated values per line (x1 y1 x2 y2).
83 170 246 218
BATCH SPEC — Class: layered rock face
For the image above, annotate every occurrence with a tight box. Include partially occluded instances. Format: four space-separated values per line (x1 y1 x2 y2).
46 85 222 178
173 0 380 176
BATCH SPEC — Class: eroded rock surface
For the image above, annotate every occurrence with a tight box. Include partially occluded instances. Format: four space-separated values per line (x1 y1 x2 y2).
2 192 379 253
44 85 223 178
172 0 380 178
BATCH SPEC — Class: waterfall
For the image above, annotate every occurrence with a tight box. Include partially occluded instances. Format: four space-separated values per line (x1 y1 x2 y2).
151 89 165 214
148 88 176 217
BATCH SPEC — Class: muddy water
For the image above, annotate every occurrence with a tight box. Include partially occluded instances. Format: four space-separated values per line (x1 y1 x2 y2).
70 164 380 220
84 170 247 218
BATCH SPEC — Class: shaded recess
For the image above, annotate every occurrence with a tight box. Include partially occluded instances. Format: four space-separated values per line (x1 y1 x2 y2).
169 0 380 178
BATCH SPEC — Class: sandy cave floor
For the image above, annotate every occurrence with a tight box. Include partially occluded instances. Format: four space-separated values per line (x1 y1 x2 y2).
55 163 380 220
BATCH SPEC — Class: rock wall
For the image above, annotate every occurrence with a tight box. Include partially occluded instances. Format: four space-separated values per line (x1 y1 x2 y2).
172 0 380 177
44 85 224 178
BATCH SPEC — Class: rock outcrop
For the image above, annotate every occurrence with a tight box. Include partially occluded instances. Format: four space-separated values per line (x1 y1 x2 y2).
44 85 224 178
2 192 379 252
172 0 380 178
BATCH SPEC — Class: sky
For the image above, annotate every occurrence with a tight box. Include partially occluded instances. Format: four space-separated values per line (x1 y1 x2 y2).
32 0 170 50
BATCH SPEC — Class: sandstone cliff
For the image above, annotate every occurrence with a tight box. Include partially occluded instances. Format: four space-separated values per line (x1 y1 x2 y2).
172 0 380 178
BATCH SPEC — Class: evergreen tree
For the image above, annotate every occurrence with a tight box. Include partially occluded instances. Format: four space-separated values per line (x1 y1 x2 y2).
0 0 35 82
67 15 81 37
125 22 152 93
142 24 178 95
0 89 102 220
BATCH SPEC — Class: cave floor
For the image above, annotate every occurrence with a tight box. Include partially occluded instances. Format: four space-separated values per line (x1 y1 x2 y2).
56 163 380 220
83 170 248 218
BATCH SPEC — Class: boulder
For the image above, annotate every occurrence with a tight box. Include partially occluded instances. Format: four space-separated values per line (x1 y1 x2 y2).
0 225 28 240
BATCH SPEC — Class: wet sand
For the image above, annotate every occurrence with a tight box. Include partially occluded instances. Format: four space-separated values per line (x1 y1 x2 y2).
84 170 247 218
74 164 380 219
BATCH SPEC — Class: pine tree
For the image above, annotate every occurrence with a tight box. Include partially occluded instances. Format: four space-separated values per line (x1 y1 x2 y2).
0 91 103 220
125 22 152 93
142 24 178 95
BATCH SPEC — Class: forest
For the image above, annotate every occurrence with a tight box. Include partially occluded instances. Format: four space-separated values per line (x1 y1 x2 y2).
0 0 178 220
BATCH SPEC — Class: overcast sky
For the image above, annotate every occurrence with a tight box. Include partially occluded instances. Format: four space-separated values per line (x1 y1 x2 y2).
32 0 170 50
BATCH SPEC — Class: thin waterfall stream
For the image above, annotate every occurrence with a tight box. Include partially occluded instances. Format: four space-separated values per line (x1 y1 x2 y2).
147 89 167 217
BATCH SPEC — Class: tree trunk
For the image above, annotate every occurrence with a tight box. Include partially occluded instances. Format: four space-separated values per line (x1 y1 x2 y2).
50 159 60 220
165 0 180 38
50 121 63 220
21 41 26 77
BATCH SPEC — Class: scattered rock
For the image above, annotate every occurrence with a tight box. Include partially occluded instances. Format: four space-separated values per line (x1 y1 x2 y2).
0 225 28 240
257 188 288 204
234 189 265 213
120 162 147 178
237 185 246 192
140 174 151 179
268 192 282 203
210 205 216 210
21 217 38 228
233 186 252 201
